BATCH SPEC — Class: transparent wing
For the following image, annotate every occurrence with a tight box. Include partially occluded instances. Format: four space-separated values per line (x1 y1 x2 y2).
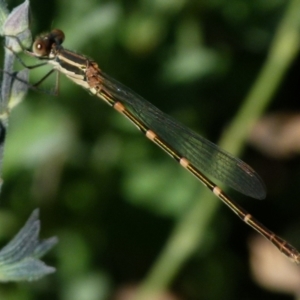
100 72 266 200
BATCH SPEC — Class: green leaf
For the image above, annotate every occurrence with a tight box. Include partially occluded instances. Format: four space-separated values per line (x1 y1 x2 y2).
0 209 58 282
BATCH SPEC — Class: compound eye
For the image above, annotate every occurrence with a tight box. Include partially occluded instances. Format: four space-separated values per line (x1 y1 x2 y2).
32 38 51 57
51 29 65 45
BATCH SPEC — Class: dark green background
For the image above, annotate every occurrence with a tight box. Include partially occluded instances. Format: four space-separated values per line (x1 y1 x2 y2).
1 0 300 299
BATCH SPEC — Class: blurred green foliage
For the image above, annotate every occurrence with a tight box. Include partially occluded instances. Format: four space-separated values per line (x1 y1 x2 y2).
0 0 300 299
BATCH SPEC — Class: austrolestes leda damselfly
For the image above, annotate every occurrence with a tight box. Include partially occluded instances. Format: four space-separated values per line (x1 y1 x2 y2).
20 29 300 264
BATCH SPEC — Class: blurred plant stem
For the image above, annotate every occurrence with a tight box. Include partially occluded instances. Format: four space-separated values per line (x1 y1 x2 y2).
133 0 300 299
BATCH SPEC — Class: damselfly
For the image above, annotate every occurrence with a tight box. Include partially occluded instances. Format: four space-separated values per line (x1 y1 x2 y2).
19 29 300 264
